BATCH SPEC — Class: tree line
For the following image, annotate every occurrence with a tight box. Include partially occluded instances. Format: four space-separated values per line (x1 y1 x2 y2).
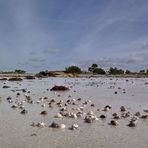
65 64 148 75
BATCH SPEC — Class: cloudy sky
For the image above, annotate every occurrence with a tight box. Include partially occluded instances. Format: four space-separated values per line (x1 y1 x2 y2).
0 0 148 72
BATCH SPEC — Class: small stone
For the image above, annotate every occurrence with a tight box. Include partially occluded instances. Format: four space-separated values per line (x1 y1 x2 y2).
110 120 119 126
30 133 37 136
36 122 46 127
50 122 60 128
134 112 141 117
69 124 79 130
114 91 118 94
54 113 63 118
59 124 66 129
40 111 48 115
120 106 127 112
20 109 28 114
140 115 148 119
11 104 18 109
128 121 137 127
3 86 10 88
100 115 106 119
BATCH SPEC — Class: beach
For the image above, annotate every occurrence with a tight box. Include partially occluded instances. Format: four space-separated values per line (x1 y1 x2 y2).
0 77 148 148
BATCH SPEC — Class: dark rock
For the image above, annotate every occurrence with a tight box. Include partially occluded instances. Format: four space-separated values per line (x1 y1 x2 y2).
114 91 118 94
17 93 20 96
77 98 82 101
50 122 60 128
140 115 148 119
6 97 12 101
105 105 112 109
20 109 28 114
100 115 106 119
134 112 141 117
91 103 95 107
8 77 23 81
85 117 93 123
120 106 127 112
0 78 7 81
50 85 69 91
110 120 119 126
128 120 137 127
40 111 48 115
25 76 35 79
3 86 10 88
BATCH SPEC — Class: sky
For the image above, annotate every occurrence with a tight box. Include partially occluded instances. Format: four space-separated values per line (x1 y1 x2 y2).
0 0 148 72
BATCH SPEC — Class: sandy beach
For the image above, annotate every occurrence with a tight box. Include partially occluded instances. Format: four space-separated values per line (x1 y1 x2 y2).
0 77 148 148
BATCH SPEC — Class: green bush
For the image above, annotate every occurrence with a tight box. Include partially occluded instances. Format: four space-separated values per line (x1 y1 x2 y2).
109 67 124 75
65 66 82 74
93 68 106 74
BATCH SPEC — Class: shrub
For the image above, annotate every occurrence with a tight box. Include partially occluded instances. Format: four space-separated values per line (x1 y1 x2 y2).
93 68 106 74
65 66 82 74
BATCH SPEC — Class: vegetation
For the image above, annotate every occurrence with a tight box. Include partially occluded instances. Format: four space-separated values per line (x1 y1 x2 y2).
93 68 106 74
65 66 82 74
108 67 124 75
14 69 26 74
91 63 98 68
139 70 145 73
88 63 98 72
0 69 26 74
35 70 56 77
125 69 132 74
88 63 106 74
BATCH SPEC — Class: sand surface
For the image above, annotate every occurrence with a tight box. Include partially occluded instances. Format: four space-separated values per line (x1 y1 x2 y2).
0 77 148 148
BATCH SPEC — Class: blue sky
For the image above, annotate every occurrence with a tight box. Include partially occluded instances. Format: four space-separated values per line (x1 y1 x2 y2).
0 0 148 72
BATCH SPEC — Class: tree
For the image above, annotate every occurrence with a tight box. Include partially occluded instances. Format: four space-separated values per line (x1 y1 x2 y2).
65 66 82 74
92 63 98 68
14 69 26 74
139 70 145 73
93 68 106 74
88 63 98 72
109 67 124 75
125 70 131 74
